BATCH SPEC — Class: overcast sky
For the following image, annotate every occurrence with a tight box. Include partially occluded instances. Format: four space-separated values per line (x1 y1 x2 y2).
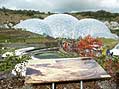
0 0 119 13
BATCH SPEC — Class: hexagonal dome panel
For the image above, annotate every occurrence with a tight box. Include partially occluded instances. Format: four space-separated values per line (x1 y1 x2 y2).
14 18 52 36
44 14 79 39
75 18 118 39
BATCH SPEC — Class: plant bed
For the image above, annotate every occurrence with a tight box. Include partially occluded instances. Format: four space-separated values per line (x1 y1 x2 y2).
0 76 116 89
0 57 118 89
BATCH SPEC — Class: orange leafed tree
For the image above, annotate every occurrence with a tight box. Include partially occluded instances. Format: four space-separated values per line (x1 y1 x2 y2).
77 35 103 57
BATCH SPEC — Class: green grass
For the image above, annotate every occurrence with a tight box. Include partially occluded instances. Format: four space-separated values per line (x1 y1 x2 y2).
99 38 118 49
0 29 57 44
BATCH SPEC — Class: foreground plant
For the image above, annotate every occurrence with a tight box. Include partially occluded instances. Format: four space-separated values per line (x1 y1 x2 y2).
0 47 16 54
0 54 31 72
96 55 119 75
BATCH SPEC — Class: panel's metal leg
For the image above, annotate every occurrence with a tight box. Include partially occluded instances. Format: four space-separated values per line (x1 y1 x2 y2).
80 81 83 89
52 82 55 89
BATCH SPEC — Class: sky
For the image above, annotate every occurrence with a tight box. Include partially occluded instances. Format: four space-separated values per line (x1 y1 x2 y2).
0 0 119 13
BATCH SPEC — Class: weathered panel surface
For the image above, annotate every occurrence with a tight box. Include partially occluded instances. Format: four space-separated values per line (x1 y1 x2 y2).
25 57 111 84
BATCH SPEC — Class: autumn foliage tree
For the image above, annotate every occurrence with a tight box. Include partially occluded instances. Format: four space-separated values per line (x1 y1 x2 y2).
77 35 103 57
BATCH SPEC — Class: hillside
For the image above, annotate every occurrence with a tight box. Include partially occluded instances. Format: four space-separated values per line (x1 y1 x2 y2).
0 8 118 45
0 8 119 25
71 10 119 22
0 8 50 25
0 28 57 44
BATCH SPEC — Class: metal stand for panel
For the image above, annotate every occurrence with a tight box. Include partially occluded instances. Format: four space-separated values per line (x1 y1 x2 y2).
80 81 83 89
52 82 55 89
51 81 83 89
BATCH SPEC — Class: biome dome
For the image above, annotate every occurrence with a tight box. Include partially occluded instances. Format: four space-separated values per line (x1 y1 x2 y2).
75 18 118 39
14 18 52 36
44 14 79 39
14 14 118 39
93 33 118 39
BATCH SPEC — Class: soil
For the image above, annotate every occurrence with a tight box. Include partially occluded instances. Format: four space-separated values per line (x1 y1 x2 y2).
0 75 118 89
0 77 100 89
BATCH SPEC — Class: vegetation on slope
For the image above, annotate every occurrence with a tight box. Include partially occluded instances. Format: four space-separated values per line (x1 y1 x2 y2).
0 8 119 24
0 28 57 44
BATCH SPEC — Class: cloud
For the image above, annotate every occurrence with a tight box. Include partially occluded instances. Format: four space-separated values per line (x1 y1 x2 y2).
0 0 52 11
101 0 119 8
50 0 102 12
0 0 119 13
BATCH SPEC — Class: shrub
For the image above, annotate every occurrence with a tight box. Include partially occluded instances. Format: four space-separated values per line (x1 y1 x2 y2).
77 35 103 57
0 54 31 72
96 55 119 75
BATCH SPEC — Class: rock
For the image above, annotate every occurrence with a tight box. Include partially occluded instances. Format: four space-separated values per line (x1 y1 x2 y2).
12 62 27 77
98 80 116 89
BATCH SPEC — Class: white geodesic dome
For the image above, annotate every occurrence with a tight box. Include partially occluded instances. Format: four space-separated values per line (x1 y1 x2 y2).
14 18 52 36
44 14 79 39
75 18 118 39
14 15 118 39
93 33 118 39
